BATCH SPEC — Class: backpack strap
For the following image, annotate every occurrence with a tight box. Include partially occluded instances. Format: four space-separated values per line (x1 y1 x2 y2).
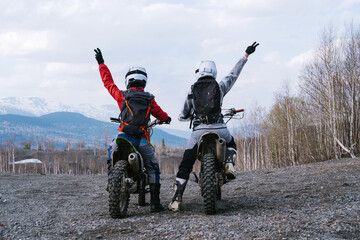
188 85 194 99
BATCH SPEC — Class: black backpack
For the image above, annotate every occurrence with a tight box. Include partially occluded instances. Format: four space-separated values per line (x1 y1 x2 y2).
119 90 154 136
191 78 221 124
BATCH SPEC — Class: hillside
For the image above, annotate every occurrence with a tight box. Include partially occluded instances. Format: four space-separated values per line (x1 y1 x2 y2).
0 112 187 148
1 157 359 239
0 97 119 122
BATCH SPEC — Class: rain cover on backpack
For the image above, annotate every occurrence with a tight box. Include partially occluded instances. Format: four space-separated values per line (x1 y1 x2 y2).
192 78 221 124
119 90 154 136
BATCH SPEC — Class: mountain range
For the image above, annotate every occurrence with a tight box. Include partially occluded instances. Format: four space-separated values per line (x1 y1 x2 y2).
0 112 187 149
0 97 119 122
0 96 192 138
0 97 256 148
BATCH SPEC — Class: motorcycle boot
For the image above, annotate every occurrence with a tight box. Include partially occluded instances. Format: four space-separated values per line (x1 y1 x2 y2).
168 178 187 212
106 159 112 192
225 148 237 179
150 183 165 212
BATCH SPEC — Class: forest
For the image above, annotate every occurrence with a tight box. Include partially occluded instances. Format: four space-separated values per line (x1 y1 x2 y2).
0 24 359 175
235 24 360 170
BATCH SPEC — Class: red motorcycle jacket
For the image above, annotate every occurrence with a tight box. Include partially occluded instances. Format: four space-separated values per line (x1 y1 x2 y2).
99 64 169 133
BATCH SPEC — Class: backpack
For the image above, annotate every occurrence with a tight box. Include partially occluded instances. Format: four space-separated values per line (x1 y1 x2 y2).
191 78 221 124
119 90 154 136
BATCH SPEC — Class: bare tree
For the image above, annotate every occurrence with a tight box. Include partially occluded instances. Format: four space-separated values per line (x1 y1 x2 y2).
0 146 3 173
76 141 85 151
300 23 360 159
341 21 360 156
6 134 16 173
234 103 271 170
66 138 71 151
103 128 111 148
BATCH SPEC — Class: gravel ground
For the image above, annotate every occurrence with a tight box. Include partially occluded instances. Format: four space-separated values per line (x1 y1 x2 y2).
0 157 359 240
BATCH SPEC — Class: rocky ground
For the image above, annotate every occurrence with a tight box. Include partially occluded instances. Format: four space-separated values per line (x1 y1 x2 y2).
0 157 359 240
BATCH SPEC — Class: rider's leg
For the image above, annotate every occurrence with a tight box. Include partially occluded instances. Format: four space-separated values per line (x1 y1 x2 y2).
225 136 237 179
106 159 111 191
149 183 163 212
168 144 197 212
107 133 141 191
168 178 188 212
138 138 165 212
106 140 117 191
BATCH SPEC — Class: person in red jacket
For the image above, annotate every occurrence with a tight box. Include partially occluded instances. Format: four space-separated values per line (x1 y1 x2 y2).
94 48 171 212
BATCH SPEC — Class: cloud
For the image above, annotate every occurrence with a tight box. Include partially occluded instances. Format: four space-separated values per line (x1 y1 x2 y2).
0 31 49 56
262 51 282 65
1 0 360 129
44 62 94 76
142 2 184 13
200 38 224 53
39 79 67 88
288 49 315 68
340 0 360 8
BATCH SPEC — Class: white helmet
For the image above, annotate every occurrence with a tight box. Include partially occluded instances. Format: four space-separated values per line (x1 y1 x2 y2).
125 67 147 88
195 60 217 80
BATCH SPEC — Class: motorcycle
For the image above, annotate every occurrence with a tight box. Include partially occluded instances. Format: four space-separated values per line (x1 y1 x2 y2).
194 108 244 215
107 118 163 219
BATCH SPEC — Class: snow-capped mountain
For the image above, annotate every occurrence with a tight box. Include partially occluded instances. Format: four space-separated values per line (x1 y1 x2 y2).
0 112 187 148
0 97 119 122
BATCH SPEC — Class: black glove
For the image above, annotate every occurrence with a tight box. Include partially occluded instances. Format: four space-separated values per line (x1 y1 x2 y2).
94 48 104 65
165 116 171 124
245 42 259 55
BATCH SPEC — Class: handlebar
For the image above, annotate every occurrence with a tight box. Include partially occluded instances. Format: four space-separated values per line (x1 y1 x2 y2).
110 117 120 123
187 108 244 128
223 108 245 117
109 117 168 127
148 119 167 128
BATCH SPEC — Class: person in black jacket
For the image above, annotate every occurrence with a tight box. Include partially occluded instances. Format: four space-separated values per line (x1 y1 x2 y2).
168 42 259 212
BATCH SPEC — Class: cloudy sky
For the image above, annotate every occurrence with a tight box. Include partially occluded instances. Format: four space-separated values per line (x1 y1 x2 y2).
1 0 360 129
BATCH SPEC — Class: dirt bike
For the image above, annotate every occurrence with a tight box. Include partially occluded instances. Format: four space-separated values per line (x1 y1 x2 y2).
107 118 163 219
194 108 244 215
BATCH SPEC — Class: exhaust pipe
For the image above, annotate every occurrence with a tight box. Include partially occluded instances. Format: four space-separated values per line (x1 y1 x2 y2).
216 138 226 164
128 153 140 174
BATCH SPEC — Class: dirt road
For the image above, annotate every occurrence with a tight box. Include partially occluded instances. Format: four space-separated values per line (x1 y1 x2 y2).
1 158 359 239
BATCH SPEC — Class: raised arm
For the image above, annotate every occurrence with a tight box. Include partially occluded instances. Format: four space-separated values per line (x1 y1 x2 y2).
94 48 124 105
219 42 259 97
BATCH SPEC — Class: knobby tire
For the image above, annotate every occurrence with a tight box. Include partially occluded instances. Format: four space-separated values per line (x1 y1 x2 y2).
202 152 217 215
109 160 130 219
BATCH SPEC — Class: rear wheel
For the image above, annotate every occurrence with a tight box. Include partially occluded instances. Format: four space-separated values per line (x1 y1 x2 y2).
109 160 130 218
201 152 217 215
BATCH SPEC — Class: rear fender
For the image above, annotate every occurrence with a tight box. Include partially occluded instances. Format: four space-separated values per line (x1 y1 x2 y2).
197 132 226 164
111 137 138 167
197 132 219 161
